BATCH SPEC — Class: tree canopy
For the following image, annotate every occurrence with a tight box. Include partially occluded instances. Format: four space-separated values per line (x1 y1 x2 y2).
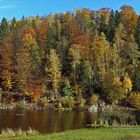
0 5 140 105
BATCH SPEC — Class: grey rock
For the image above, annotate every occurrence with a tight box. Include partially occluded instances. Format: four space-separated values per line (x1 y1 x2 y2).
88 105 98 112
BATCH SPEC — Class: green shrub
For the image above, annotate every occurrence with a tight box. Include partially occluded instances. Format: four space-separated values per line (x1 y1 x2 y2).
68 97 75 109
63 79 73 98
78 97 86 108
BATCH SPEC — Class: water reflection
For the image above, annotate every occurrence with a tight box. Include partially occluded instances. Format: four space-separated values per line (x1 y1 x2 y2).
0 110 99 133
0 109 138 133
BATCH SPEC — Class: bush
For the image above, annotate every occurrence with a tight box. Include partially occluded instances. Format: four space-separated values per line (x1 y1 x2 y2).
78 97 86 108
103 72 125 104
129 92 140 109
26 84 43 103
90 94 99 105
63 79 73 98
68 97 75 109
61 97 75 109
57 101 62 109
41 97 48 107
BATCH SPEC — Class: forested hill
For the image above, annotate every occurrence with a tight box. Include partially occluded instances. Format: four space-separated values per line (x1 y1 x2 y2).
0 5 140 108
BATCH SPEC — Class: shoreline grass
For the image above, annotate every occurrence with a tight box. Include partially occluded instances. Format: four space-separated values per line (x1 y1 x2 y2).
0 128 39 138
0 128 140 140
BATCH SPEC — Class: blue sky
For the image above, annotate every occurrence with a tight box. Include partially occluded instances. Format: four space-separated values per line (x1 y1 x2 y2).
0 0 140 21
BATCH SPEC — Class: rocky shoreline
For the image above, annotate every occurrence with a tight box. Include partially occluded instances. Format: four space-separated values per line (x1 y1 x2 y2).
0 102 138 112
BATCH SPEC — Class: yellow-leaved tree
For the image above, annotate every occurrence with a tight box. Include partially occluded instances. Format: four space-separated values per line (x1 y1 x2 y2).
103 72 125 104
22 27 41 76
69 44 81 85
46 49 61 99
122 73 133 105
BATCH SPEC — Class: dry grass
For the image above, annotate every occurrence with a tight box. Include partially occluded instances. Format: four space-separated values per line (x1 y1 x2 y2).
0 127 38 138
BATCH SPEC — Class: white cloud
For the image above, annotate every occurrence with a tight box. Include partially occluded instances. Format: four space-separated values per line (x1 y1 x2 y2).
0 4 15 9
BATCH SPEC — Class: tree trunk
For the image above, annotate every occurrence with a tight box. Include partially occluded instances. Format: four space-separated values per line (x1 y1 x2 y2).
0 94 2 103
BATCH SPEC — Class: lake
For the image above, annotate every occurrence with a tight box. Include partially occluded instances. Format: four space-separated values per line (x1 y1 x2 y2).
0 109 139 134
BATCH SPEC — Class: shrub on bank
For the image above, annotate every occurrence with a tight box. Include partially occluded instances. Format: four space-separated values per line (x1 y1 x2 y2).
77 96 86 108
57 101 62 109
61 97 75 109
90 94 99 105
68 97 75 109
129 92 140 109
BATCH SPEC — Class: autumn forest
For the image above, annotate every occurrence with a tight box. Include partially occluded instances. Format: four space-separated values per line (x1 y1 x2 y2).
0 5 140 109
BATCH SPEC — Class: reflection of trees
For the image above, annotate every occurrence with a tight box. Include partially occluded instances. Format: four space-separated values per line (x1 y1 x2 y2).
0 110 101 133
40 110 48 132
0 109 27 130
63 111 73 130
44 110 59 132
87 111 99 124
73 111 85 128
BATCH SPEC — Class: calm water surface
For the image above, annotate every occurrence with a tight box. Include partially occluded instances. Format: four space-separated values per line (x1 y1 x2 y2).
0 109 99 133
0 109 139 133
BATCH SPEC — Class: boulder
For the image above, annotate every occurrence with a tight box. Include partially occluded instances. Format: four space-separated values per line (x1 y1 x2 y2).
88 105 98 112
